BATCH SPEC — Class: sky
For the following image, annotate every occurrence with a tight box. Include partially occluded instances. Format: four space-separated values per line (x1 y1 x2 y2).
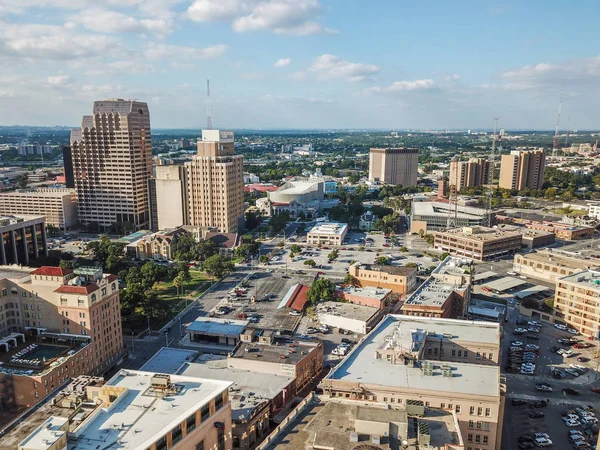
0 0 599 130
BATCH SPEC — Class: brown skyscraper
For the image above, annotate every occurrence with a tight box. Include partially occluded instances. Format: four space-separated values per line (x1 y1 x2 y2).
368 148 419 186
186 130 244 233
499 149 546 191
70 99 153 230
450 158 493 192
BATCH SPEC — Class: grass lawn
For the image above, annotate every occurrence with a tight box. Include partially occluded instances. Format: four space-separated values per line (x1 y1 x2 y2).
153 269 212 309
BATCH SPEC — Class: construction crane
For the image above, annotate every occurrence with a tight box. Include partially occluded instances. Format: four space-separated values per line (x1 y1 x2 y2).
206 79 212 130
485 117 500 227
552 96 562 157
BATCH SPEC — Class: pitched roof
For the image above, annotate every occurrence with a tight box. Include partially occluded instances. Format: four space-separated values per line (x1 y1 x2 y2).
205 232 239 249
30 266 73 277
285 284 310 311
54 284 98 295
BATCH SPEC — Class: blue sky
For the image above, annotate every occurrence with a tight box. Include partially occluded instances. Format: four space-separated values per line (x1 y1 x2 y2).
0 0 599 130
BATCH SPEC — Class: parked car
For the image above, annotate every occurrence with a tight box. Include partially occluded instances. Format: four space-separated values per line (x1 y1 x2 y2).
536 383 553 392
563 388 581 396
529 410 545 418
289 310 301 316
512 399 528 406
565 418 581 427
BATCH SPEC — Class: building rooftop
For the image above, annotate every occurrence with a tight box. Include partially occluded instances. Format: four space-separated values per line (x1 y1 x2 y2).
187 317 248 337
0 189 74 198
139 347 198 374
30 266 73 277
264 398 461 450
436 226 523 241
327 315 500 398
317 301 379 322
412 201 488 218
272 179 322 195
18 416 68 450
517 250 600 270
337 285 391 301
178 356 294 422
483 276 528 292
559 270 600 288
467 299 507 321
277 283 310 311
308 222 348 236
403 277 459 309
230 340 321 366
353 262 416 276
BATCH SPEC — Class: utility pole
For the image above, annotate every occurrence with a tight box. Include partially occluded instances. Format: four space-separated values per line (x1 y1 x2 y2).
552 96 562 158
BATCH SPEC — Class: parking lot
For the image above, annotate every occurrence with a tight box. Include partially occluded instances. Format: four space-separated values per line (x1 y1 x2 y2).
210 271 315 335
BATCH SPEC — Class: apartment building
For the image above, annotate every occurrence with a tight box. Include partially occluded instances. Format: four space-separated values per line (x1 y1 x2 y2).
498 148 545 190
0 265 123 411
348 262 417 296
155 164 189 230
306 222 348 246
555 270 600 339
434 226 522 261
0 189 77 231
322 315 504 450
186 130 245 233
450 158 493 192
0 372 232 450
0 215 48 266
401 256 472 318
369 148 419 186
70 99 153 230
513 250 600 283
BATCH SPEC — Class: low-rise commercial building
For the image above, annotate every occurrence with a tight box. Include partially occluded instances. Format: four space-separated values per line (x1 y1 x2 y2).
0 215 48 266
519 227 555 249
467 298 507 323
410 201 491 234
524 221 594 241
316 301 383 334
335 285 392 309
555 270 600 339
434 226 522 261
401 256 472 318
0 189 77 231
322 315 504 450
306 222 348 246
185 317 249 351
348 262 417 296
268 178 324 204
513 250 600 283
0 372 233 450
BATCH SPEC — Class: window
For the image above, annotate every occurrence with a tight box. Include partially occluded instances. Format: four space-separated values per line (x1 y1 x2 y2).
483 422 490 432
186 414 197 433
467 434 473 443
441 403 445 409
488 353 493 360
22 291 27 297
171 424 182 445
217 428 225 450
477 407 482 416
483 436 489 445
476 352 481 359
215 393 224 411
155 436 167 450
469 406 475 415
101 287 107 296
457 350 462 357
475 435 481 444
201 404 210 422
112 283 117 292
196 441 204 450
91 294 97 302
448 404 453 410
427 348 432 355
455 405 461 413
451 349 456 356
24 304 28 310
476 421 482 430
485 408 491 417
468 420 474 429
464 351 468 358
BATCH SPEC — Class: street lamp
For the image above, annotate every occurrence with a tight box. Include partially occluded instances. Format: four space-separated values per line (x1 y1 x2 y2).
131 331 135 356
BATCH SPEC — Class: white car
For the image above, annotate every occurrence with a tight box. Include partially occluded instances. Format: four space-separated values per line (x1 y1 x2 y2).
555 323 568 330
565 368 580 377
568 328 579 335
507 271 517 276
582 416 598 425
565 419 581 427
289 310 301 316
534 437 552 447
563 349 574 357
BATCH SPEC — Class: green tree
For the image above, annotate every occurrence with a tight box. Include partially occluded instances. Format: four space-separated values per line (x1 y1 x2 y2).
405 262 418 268
304 259 316 268
269 212 290 233
171 233 198 262
15 174 28 189
59 259 75 269
290 244 301 254
141 261 159 291
375 256 389 265
245 210 261 230
202 254 234 279
173 272 184 299
374 213 402 234
439 252 450 261
259 255 269 264
306 278 335 305
399 246 408 252
328 249 339 261
343 273 358 287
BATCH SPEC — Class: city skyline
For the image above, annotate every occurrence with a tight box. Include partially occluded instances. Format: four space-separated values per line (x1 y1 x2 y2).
0 1 599 130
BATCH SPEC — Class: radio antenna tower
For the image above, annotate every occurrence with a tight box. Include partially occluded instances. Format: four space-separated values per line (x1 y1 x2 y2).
206 79 212 130
485 117 500 227
552 96 562 157
446 156 459 229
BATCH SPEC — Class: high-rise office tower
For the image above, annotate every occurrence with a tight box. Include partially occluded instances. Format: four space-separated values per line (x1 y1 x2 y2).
70 99 153 231
499 149 546 191
155 164 189 230
449 158 493 192
186 130 244 233
368 148 419 186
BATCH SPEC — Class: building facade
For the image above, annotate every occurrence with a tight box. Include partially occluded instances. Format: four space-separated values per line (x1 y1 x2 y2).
0 189 77 231
0 266 123 411
348 262 417 296
368 148 419 186
410 200 491 234
0 215 48 266
70 99 153 230
155 165 189 230
498 149 545 191
450 158 493 192
555 271 600 339
434 226 522 261
513 251 600 283
186 131 244 233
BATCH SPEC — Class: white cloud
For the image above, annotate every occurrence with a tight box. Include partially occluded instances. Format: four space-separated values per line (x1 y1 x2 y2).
498 57 600 89
187 0 336 35
143 42 228 60
365 79 436 94
71 8 174 37
445 73 461 81
47 75 75 86
274 58 291 68
309 54 380 82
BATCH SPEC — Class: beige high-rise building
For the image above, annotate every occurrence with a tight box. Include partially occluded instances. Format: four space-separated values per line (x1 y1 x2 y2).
498 148 545 190
186 130 244 233
368 148 419 186
450 158 493 192
155 165 189 230
70 99 153 231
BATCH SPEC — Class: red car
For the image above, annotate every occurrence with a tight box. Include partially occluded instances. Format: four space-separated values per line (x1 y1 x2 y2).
592 387 600 394
383 243 390 247
482 287 490 292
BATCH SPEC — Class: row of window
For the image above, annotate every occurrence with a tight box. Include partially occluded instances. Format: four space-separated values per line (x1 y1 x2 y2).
467 434 489 445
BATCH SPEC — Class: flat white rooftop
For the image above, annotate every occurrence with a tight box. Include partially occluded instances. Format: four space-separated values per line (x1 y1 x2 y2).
328 315 500 398
412 201 488 218
308 222 348 235
560 270 600 288
274 179 321 195
19 417 68 450
484 276 528 292
140 347 198 374
66 370 231 450
317 301 379 322
337 285 391 300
